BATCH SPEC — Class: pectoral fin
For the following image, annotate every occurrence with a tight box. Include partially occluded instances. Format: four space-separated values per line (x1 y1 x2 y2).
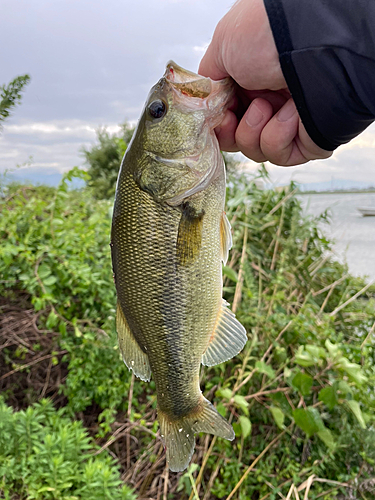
220 212 232 265
202 299 247 366
116 302 151 382
176 203 205 265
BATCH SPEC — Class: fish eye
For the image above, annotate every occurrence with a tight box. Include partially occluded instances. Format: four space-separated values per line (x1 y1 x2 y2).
148 99 167 119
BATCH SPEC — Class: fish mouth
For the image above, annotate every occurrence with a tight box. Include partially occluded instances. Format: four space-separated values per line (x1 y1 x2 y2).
165 60 219 100
165 61 206 84
163 60 235 126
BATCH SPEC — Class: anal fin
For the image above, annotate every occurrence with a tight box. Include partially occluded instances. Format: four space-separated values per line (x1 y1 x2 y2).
202 299 247 366
116 302 151 382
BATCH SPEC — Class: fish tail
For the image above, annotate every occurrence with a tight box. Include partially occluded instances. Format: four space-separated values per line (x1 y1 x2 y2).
158 397 234 472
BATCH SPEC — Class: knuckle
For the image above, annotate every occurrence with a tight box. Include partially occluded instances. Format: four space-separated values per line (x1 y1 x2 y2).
261 136 290 165
239 144 267 163
236 137 262 162
318 150 334 160
297 138 333 162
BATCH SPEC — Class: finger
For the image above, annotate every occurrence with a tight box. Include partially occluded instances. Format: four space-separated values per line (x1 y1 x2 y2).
295 122 333 161
226 93 239 113
238 88 290 115
260 99 333 166
234 98 274 163
260 99 302 166
215 109 239 152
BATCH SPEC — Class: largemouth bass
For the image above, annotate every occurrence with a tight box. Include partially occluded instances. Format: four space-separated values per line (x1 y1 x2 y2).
111 61 247 472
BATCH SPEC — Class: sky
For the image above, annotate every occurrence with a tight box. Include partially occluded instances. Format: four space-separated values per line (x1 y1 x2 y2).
1 0 375 189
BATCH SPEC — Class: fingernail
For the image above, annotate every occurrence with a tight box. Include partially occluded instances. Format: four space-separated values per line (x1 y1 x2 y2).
245 102 264 127
277 99 297 122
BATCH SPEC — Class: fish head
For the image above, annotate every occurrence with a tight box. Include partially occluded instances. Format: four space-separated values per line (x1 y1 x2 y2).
140 61 233 157
131 61 234 204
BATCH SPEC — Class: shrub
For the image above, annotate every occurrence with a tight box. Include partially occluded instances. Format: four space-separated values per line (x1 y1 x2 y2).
82 124 134 200
0 398 136 500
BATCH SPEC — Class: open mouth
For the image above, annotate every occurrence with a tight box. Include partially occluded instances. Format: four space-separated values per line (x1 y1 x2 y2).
165 60 212 99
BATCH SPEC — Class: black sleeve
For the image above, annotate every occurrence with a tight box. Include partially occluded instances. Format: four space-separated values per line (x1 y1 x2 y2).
263 0 375 151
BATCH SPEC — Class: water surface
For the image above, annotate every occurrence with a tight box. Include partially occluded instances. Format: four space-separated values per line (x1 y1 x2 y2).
300 193 375 281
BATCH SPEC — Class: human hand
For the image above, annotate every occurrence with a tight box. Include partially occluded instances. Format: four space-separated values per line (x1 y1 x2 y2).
199 0 332 166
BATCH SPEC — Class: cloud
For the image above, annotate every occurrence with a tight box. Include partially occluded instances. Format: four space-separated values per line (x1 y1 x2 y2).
5 121 98 137
0 119 125 174
1 0 375 189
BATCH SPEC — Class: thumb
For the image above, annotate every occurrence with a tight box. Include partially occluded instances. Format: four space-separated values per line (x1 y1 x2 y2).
198 26 228 80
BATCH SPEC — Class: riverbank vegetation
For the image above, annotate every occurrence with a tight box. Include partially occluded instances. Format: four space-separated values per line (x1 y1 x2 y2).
1 163 375 499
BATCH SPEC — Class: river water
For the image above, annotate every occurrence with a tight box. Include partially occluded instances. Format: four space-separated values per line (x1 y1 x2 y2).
300 193 375 281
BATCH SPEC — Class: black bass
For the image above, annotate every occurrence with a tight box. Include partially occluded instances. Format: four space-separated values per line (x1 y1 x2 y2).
111 61 247 472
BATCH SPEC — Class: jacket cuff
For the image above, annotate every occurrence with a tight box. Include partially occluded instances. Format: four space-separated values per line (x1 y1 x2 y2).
264 0 337 151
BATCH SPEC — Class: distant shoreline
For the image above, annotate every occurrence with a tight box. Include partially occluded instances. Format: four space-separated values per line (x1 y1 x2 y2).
299 189 375 195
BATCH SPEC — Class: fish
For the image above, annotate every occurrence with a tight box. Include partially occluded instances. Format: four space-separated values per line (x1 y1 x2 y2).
111 61 247 472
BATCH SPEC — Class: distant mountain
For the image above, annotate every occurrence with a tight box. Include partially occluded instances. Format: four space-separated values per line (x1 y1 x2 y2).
5 169 63 186
3 169 84 189
298 179 375 192
3 169 374 194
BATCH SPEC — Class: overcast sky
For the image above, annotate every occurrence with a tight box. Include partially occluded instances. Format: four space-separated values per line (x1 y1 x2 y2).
1 0 375 188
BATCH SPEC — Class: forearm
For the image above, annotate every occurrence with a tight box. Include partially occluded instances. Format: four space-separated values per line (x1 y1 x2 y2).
264 0 375 150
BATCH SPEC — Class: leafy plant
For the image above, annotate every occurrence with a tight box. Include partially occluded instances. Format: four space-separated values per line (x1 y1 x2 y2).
0 398 136 500
0 74 31 129
82 123 134 199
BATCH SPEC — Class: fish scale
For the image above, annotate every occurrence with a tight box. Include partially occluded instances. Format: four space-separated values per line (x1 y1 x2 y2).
113 169 223 409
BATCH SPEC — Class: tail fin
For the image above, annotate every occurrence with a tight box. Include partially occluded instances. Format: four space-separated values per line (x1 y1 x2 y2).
158 397 234 472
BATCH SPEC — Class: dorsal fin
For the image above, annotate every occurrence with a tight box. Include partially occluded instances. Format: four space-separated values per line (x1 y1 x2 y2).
220 212 232 265
116 302 151 381
202 299 247 366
